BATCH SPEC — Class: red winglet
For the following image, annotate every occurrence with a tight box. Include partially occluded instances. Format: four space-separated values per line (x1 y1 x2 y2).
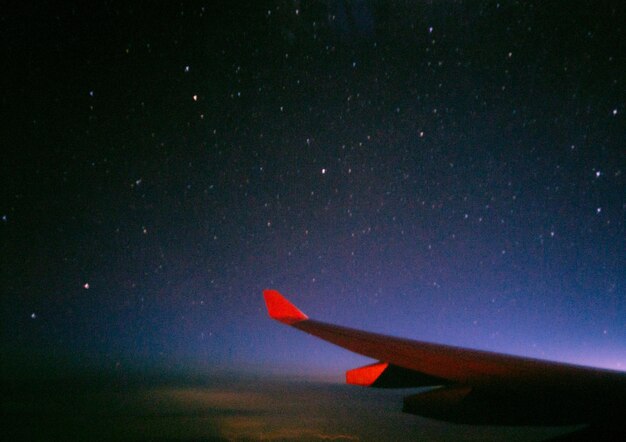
346 362 389 386
263 290 309 325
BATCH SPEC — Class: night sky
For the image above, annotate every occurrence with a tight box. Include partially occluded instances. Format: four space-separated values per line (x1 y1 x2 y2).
2 0 625 389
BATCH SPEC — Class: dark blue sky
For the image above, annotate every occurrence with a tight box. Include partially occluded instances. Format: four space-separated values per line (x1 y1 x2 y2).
2 1 624 380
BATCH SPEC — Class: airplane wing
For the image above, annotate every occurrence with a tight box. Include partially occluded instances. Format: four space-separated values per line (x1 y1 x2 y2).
263 290 626 437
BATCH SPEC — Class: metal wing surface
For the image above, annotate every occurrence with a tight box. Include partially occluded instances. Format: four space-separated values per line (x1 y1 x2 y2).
263 289 626 438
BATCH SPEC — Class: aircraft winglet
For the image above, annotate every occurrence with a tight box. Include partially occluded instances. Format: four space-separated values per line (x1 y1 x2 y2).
263 289 309 325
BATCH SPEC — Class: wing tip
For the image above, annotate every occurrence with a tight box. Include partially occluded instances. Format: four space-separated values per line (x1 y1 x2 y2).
263 289 309 325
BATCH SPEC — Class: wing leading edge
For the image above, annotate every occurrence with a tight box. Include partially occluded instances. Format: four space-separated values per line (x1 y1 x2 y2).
263 290 626 432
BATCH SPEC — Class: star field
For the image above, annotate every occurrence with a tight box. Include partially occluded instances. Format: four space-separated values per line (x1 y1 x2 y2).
2 1 625 380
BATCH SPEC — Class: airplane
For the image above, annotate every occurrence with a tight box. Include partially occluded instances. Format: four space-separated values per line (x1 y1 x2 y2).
263 289 626 441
